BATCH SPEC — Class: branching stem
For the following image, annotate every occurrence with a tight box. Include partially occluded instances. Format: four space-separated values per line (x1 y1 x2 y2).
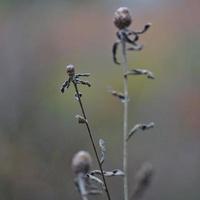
122 38 129 200
73 82 111 200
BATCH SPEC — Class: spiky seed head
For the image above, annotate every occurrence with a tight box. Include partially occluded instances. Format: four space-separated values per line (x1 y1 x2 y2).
72 151 92 175
66 64 75 77
114 7 132 29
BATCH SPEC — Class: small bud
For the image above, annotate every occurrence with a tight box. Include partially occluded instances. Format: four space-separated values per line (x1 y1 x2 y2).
114 7 132 29
72 151 92 175
66 64 75 77
75 115 88 124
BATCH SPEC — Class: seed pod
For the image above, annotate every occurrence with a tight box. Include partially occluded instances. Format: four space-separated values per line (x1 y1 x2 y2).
114 7 132 30
72 151 92 175
66 64 75 77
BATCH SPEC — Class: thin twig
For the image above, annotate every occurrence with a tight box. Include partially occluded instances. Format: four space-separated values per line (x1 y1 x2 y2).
122 37 129 200
72 82 111 200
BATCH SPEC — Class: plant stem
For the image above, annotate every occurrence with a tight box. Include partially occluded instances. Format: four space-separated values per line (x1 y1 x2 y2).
122 39 129 200
73 82 111 200
77 175 88 200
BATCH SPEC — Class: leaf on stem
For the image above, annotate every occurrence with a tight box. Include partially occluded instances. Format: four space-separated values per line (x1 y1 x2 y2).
76 79 91 87
76 73 91 77
99 139 106 165
108 88 127 102
90 169 124 177
75 115 88 124
127 122 154 141
87 190 103 195
60 79 71 93
87 174 105 189
124 69 155 79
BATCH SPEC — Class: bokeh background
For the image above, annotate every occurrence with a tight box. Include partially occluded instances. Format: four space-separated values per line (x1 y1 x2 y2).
0 0 200 199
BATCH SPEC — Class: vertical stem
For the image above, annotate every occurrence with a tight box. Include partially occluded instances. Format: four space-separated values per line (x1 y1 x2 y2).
122 40 129 200
77 174 88 200
73 82 111 200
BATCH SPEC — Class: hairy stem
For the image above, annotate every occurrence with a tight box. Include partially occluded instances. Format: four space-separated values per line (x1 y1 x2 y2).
122 39 129 200
73 82 111 200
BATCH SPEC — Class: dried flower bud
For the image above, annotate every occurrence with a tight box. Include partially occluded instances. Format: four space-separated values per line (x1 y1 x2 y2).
114 7 132 29
72 151 92 175
66 64 75 77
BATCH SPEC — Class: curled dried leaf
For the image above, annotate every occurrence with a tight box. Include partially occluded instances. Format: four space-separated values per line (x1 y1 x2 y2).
60 79 71 93
90 169 124 177
76 79 91 87
87 174 105 189
127 122 154 141
108 88 128 103
99 139 106 165
76 73 91 77
125 68 155 79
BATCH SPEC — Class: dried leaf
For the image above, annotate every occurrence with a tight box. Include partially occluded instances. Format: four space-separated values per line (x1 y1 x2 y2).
108 88 128 103
76 79 91 87
125 68 155 79
87 174 105 189
75 115 88 124
90 169 124 177
60 79 71 93
131 162 154 199
76 73 91 77
127 122 154 141
99 139 106 165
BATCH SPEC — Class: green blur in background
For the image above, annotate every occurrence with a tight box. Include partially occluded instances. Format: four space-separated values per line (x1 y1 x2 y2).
0 0 200 199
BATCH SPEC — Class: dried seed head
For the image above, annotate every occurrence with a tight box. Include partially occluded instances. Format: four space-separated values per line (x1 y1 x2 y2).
114 7 132 29
72 151 92 175
66 64 75 77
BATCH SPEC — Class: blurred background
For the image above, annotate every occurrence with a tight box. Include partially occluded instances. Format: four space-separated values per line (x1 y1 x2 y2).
0 0 200 199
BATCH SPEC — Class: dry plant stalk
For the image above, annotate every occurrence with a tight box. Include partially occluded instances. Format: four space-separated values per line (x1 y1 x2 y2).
112 7 155 200
60 65 111 200
60 6 155 200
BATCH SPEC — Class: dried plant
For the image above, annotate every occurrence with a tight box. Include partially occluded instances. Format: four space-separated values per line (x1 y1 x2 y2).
72 149 124 200
60 65 111 200
111 7 155 200
60 6 155 200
